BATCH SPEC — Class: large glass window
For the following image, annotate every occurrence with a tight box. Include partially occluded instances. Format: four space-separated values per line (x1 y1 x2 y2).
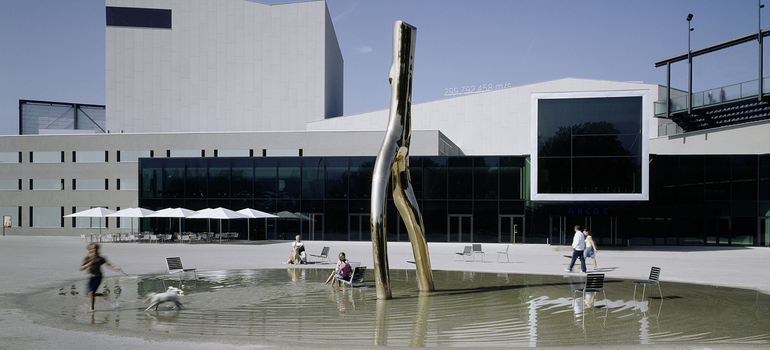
448 158 472 200
325 158 348 199
254 158 277 199
118 179 138 191
302 158 325 199
348 158 374 199
533 93 647 200
32 206 63 228
231 158 254 198
474 157 499 200
163 159 185 198
423 157 447 199
277 159 301 200
140 158 163 198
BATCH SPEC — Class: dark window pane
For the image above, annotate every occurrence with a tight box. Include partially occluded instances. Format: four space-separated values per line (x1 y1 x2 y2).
572 134 640 157
650 155 678 200
277 158 300 200
254 158 276 200
705 156 731 200
500 157 524 199
760 155 770 200
140 158 163 198
423 200 447 242
163 159 184 198
473 201 498 243
423 157 447 199
348 157 375 199
448 157 473 200
324 200 347 241
538 158 570 193
474 157 498 200
408 157 423 200
325 158 348 199
301 157 324 199
572 157 641 193
231 158 253 198
538 99 572 157
732 156 757 201
678 156 704 201
106 7 171 29
572 96 642 134
207 158 228 198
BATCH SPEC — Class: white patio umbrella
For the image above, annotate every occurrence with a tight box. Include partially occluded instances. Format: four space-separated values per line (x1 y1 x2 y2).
188 207 249 244
147 207 198 235
196 208 214 235
274 211 301 220
105 207 156 234
64 207 117 235
237 208 278 242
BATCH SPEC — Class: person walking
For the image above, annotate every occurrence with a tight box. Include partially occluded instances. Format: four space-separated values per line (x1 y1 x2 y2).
584 230 598 270
80 243 121 312
565 225 587 273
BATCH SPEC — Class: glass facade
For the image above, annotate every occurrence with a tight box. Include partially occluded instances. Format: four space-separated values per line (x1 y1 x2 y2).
537 96 643 194
138 154 770 246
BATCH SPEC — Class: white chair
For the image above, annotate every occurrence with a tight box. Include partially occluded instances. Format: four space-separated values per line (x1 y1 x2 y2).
80 234 87 243
455 246 472 262
149 234 158 243
472 244 485 262
497 245 511 262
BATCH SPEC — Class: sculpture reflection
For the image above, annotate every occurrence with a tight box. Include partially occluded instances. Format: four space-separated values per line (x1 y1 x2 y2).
370 20 435 300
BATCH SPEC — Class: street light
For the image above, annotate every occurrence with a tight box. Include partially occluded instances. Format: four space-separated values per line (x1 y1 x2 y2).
687 14 694 114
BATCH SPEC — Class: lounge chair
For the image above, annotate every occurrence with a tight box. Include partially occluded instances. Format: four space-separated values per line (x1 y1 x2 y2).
308 246 331 264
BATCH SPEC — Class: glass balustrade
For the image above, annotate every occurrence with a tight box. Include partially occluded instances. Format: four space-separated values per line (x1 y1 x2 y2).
655 77 770 116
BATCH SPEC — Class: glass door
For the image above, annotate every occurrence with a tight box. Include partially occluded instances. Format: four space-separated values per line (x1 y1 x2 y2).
348 214 371 241
300 213 323 240
706 216 731 245
760 217 770 247
499 215 525 243
448 214 472 242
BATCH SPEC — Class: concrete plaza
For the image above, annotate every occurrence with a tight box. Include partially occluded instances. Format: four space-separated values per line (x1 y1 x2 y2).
1 236 768 349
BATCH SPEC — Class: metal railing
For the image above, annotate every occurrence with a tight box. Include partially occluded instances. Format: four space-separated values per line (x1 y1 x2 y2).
654 77 770 116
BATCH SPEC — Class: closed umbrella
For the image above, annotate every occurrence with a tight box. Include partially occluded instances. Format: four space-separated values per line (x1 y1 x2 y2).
188 207 249 244
105 207 156 235
237 208 278 242
64 207 117 235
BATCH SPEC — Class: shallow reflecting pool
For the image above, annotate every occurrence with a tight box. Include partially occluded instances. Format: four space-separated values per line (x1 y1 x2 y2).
24 269 770 347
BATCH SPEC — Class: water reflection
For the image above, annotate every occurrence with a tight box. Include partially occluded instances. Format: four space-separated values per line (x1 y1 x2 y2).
23 269 770 347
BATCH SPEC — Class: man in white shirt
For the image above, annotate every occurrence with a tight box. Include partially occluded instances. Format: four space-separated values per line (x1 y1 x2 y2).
565 225 586 273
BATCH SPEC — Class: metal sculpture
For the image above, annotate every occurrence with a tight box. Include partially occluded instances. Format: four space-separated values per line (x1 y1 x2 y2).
371 21 435 300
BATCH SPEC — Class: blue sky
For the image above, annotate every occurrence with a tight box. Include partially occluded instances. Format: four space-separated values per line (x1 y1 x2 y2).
0 0 767 135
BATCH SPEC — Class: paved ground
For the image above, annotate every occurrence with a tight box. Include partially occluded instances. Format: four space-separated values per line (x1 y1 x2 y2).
1 236 769 349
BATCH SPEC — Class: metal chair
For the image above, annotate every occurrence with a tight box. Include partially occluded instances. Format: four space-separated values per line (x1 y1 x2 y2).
308 246 331 264
633 267 662 300
573 273 606 307
497 245 511 262
337 266 367 287
472 244 485 262
455 246 472 262
165 257 197 281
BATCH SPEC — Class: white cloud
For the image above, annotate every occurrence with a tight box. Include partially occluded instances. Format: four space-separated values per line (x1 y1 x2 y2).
356 46 372 54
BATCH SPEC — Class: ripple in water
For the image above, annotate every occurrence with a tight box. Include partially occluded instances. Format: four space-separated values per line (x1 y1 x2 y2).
23 269 770 347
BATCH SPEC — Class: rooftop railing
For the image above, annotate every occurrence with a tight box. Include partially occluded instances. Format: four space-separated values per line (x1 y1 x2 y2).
654 77 770 116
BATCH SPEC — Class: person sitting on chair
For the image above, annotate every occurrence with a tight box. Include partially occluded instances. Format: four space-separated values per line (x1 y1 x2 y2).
286 235 305 264
325 252 348 284
328 252 351 288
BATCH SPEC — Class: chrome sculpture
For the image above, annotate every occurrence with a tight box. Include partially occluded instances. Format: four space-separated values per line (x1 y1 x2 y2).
371 21 435 300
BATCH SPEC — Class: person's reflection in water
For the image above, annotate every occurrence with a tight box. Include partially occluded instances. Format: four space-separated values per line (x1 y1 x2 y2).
410 293 433 347
287 268 305 283
374 298 391 346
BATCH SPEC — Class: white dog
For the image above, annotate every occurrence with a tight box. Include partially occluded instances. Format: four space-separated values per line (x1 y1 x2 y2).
144 286 184 311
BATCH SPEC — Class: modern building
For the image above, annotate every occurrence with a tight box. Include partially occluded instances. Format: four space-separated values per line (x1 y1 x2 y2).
0 0 768 247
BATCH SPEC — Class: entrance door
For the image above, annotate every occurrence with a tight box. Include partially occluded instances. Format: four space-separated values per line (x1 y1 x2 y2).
300 213 323 240
448 214 472 242
348 214 371 241
499 215 525 243
707 217 731 245
760 217 770 247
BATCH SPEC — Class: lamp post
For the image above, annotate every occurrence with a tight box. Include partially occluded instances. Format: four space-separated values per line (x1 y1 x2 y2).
687 13 694 115
757 0 765 102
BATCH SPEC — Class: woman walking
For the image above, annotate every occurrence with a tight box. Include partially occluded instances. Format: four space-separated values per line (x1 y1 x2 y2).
583 230 598 270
